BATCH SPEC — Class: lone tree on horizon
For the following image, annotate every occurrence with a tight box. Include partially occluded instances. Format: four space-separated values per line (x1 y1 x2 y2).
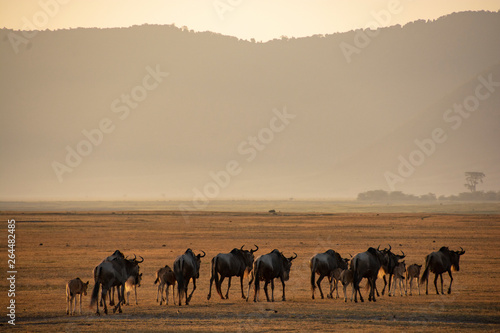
464 172 485 192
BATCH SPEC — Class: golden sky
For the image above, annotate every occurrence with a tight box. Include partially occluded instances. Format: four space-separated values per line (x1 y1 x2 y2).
1 0 499 41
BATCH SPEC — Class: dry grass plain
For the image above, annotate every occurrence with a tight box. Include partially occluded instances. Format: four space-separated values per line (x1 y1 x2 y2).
1 209 499 332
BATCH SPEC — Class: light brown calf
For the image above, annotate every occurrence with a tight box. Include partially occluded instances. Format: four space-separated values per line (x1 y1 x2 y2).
66 277 89 315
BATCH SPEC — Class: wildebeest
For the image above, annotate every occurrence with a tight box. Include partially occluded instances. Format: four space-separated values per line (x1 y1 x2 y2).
247 249 297 302
406 264 422 295
390 260 406 297
124 272 142 305
309 249 348 299
173 248 206 306
66 277 89 315
339 268 356 302
421 246 465 295
207 244 259 300
351 246 387 302
379 245 405 296
93 250 125 307
90 254 143 315
154 265 176 305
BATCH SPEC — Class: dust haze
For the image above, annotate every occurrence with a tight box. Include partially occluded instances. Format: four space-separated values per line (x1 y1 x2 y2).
1 11 499 201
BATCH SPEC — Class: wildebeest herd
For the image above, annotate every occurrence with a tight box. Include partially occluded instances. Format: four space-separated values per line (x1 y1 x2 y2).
65 245 465 316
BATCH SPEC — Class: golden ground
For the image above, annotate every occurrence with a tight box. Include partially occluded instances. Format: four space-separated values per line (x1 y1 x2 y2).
0 210 499 332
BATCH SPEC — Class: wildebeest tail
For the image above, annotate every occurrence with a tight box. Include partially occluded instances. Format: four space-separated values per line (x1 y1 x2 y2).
351 257 360 291
175 259 185 297
420 255 430 284
90 266 101 307
154 271 159 285
253 260 261 292
310 258 317 291
212 257 222 298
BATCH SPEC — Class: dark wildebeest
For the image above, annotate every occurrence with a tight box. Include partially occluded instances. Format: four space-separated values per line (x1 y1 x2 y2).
154 265 176 305
93 250 125 307
390 260 406 297
421 246 465 295
406 264 422 295
379 245 405 296
207 244 259 300
124 272 142 305
351 246 387 302
310 249 349 299
90 254 143 315
173 249 206 306
247 249 297 302
66 277 89 315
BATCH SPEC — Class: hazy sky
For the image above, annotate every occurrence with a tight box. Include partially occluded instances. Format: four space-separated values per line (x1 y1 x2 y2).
1 0 499 41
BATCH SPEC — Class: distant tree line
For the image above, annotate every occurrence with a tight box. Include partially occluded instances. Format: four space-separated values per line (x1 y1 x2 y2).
357 190 500 202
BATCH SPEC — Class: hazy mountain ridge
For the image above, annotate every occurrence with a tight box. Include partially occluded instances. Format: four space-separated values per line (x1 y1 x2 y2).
1 11 499 200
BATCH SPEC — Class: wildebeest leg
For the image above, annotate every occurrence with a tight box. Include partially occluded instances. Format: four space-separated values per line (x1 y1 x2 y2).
334 278 340 299
316 274 325 299
271 279 275 302
381 275 387 296
387 274 393 296
343 283 348 302
240 275 246 299
263 281 270 302
447 270 453 294
433 274 440 295
187 278 196 305
164 284 169 305
134 285 138 305
218 276 225 299
172 282 176 305
439 274 444 295
369 278 377 302
417 277 420 295
109 288 115 306
78 293 82 315
207 274 214 300
225 276 231 299
249 273 257 302
160 283 166 305
353 277 363 303
281 277 286 302
101 287 108 315
113 285 124 313
66 293 71 315
326 276 333 299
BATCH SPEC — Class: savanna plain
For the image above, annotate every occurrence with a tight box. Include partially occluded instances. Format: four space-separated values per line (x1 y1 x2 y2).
1 203 499 332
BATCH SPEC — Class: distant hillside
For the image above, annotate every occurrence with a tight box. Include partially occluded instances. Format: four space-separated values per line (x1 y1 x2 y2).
1 11 499 200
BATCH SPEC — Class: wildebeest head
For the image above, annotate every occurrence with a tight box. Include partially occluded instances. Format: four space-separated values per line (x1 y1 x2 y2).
440 246 465 271
281 252 298 281
193 250 206 277
236 245 259 274
379 245 405 273
82 280 90 296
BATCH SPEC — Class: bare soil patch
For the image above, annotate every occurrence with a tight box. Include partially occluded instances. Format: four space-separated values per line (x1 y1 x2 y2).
1 211 499 332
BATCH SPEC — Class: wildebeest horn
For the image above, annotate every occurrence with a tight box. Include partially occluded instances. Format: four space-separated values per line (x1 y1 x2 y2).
251 244 259 253
348 253 353 258
400 250 405 257
131 254 137 261
377 245 381 251
458 247 465 255
290 252 298 260
240 245 245 250
387 244 392 252
136 256 144 263
199 250 206 258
